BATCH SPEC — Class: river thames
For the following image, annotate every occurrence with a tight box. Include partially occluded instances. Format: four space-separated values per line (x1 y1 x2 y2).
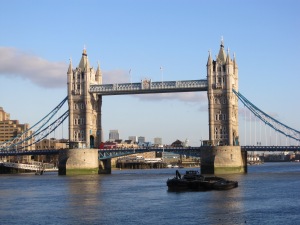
0 162 299 225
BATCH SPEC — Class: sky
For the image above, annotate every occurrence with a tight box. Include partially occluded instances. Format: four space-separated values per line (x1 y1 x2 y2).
0 0 299 146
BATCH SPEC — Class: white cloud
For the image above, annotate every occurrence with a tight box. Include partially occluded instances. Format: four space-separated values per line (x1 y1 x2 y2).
0 47 67 88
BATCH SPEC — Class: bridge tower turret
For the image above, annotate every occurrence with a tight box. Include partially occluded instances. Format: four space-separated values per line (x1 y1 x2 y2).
67 48 102 149
202 39 246 174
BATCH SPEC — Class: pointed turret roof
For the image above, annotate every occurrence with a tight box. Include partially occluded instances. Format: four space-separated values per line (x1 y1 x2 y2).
96 61 101 74
207 50 212 66
226 48 231 64
95 61 102 84
217 38 226 64
68 58 73 74
78 48 90 71
233 52 238 68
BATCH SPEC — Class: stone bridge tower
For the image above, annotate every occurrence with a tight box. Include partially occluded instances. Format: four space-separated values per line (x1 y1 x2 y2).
59 49 104 175
207 39 239 146
201 39 246 174
67 49 103 149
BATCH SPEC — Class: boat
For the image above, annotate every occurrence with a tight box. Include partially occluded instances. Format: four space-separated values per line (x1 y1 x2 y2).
166 170 238 191
166 170 204 191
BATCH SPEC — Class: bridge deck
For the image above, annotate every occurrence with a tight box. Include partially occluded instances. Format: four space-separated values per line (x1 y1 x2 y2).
1 146 299 158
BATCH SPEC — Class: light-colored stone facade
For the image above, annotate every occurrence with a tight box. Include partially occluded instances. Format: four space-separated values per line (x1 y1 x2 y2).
67 49 103 149
202 40 246 174
0 107 34 151
207 39 239 146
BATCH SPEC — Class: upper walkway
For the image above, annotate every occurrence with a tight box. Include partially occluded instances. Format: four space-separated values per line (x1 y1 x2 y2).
89 79 208 95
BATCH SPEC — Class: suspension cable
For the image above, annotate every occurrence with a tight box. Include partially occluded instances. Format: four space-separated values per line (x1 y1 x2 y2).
233 89 300 143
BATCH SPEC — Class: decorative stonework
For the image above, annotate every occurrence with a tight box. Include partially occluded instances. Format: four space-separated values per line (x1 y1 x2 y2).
207 40 239 146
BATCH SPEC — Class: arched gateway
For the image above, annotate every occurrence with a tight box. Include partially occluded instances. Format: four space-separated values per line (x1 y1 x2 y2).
59 41 246 175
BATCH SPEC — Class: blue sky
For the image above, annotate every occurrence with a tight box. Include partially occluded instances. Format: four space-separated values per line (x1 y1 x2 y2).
0 0 299 146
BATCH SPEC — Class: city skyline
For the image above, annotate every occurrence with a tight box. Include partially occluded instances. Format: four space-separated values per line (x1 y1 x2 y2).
1 1 300 146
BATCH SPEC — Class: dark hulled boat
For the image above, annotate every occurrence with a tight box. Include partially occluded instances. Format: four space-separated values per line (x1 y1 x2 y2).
166 170 238 191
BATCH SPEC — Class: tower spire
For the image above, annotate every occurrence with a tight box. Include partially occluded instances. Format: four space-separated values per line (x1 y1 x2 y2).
95 61 102 84
221 36 224 48
78 48 90 71
207 50 212 66
68 58 73 74
217 37 226 64
226 48 231 64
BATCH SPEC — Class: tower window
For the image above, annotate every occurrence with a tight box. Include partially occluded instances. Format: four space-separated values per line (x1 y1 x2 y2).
214 127 218 139
222 114 226 120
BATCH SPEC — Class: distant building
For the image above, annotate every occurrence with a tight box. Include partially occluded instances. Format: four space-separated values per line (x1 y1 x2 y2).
128 136 138 143
0 107 34 151
154 137 162 145
0 107 10 121
35 138 68 150
138 136 145 143
171 139 183 147
109 130 119 141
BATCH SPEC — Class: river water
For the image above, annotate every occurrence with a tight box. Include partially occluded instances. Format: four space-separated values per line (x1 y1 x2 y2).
0 162 299 225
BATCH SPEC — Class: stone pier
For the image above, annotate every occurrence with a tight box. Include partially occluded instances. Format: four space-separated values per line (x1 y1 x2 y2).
58 149 99 175
200 146 247 174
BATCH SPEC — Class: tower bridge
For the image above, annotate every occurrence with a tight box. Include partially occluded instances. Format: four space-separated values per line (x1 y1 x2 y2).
2 40 299 175
62 39 245 175
0 40 246 175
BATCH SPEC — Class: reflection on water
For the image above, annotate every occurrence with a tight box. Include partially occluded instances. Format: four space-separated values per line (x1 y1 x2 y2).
0 163 300 225
207 184 245 224
66 175 102 222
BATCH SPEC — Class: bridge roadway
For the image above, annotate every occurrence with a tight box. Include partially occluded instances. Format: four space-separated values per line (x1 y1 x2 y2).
0 146 299 159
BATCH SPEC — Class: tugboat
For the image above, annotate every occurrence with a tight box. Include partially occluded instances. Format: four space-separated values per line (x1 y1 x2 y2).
166 170 238 191
166 170 205 191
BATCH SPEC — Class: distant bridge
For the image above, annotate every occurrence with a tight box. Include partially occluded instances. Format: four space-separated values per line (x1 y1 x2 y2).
241 146 300 152
1 146 299 159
